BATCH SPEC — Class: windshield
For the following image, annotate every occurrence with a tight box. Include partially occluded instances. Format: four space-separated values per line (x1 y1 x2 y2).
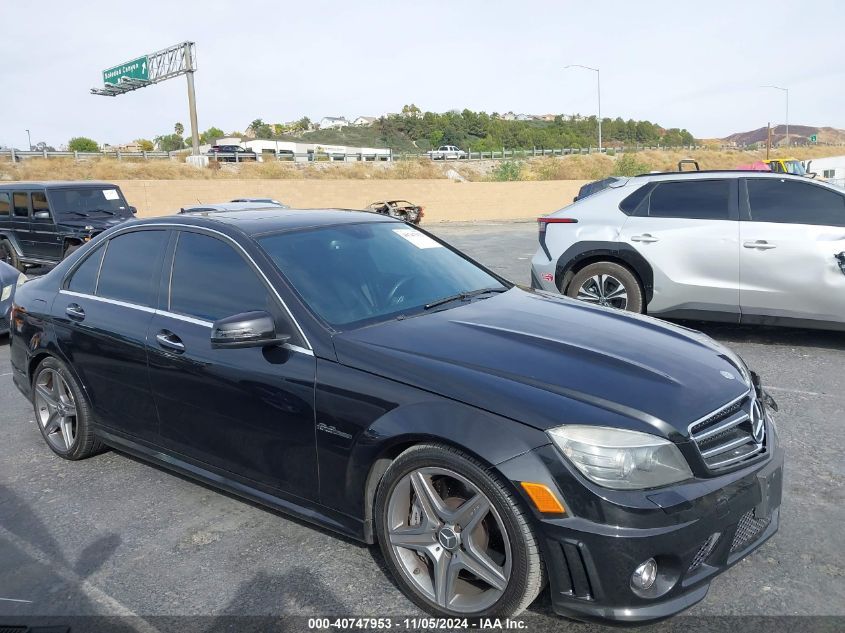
48 187 132 218
258 222 506 328
784 160 806 176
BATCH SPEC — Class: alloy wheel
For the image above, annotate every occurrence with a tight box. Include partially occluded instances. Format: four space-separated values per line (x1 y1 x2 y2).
34 368 77 452
576 274 628 309
386 467 512 613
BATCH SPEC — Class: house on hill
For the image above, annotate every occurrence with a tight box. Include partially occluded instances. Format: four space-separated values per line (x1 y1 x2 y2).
319 116 350 130
353 116 377 126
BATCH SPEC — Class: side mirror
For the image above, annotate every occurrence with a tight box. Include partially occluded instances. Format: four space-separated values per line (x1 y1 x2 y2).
129 206 138 214
33 210 51 220
210 311 290 349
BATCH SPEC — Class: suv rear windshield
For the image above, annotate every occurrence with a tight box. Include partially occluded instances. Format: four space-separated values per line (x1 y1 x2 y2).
48 187 132 219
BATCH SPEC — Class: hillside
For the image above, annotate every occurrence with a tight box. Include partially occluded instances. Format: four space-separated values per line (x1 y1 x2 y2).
723 124 845 146
259 109 696 153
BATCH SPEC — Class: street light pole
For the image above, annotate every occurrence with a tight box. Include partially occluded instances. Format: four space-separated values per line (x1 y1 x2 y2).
25 129 31 151
761 85 789 147
565 64 601 151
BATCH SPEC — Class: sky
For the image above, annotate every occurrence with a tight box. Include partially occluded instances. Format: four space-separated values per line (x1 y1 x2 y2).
1 0 844 149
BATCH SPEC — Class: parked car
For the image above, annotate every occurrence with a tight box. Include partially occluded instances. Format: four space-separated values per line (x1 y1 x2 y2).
366 199 425 224
10 208 782 623
0 260 25 335
179 202 283 214
531 170 845 331
427 145 466 160
0 181 136 272
206 145 257 162
231 198 290 208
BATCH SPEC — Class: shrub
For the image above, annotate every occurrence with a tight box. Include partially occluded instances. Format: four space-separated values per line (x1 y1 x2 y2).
612 153 650 177
490 160 524 181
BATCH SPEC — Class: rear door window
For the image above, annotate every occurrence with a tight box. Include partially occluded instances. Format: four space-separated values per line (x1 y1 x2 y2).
12 192 29 217
645 180 731 220
31 192 51 221
0 193 9 218
66 244 105 295
96 230 168 306
747 178 845 226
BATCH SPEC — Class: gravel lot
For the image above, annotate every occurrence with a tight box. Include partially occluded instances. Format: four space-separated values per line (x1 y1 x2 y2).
1 221 843 632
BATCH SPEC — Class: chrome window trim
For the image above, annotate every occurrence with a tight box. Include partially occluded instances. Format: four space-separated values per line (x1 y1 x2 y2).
102 222 312 351
60 289 156 314
58 293 315 358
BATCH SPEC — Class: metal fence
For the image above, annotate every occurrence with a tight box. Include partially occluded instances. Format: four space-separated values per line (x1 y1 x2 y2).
0 145 706 164
1 144 841 164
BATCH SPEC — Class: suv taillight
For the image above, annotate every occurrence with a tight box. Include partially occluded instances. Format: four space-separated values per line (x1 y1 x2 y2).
537 217 577 259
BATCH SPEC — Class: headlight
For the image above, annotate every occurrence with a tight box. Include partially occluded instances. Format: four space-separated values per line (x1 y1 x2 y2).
17 273 26 287
548 425 692 490
0 285 10 301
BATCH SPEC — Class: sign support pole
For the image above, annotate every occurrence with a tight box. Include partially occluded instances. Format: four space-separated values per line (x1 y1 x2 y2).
184 43 200 156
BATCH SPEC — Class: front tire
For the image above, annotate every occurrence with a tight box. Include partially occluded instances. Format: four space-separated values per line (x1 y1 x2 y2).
565 261 644 313
32 357 104 460
375 444 544 617
0 239 24 272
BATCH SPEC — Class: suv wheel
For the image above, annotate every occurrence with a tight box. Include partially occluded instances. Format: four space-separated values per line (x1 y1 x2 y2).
375 444 544 617
565 261 644 313
32 357 105 460
0 240 24 272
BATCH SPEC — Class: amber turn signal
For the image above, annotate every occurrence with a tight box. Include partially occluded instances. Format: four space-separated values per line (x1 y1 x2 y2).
520 481 566 514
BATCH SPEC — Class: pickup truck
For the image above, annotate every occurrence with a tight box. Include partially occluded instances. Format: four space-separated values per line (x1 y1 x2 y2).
427 145 466 160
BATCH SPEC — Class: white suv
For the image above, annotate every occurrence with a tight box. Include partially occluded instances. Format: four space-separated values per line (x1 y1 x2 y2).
530 170 845 331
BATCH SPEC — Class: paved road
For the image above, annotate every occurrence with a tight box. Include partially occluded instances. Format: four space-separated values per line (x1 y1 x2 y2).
1 221 843 631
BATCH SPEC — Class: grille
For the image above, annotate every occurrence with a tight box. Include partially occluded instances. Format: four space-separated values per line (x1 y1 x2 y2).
689 391 766 471
730 510 771 552
688 532 721 572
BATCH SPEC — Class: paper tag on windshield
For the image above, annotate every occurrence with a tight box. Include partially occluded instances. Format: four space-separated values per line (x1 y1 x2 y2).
102 189 120 200
393 228 441 249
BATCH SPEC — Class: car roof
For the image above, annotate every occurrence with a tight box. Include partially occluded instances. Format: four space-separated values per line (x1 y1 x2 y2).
143 208 397 236
632 170 808 181
0 180 118 189
181 202 275 213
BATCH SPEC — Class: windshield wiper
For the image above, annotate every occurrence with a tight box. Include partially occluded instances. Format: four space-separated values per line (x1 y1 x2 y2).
89 208 116 215
64 211 90 217
424 286 507 310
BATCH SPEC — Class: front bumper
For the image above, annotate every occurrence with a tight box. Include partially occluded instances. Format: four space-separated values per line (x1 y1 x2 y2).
499 420 783 625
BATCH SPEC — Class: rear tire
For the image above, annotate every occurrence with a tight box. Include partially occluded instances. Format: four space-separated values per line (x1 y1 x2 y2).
32 357 105 460
0 239 24 273
375 444 545 618
565 261 644 313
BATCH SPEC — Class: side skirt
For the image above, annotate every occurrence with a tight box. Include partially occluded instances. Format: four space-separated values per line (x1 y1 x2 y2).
95 428 367 543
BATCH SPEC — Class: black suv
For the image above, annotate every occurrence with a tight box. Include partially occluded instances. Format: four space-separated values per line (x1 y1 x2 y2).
0 181 135 272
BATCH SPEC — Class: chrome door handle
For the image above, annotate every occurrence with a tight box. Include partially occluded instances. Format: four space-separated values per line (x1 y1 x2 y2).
631 234 659 243
156 331 185 353
743 240 777 250
65 303 85 321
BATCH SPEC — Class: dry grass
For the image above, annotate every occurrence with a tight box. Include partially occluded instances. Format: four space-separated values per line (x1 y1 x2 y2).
1 145 843 182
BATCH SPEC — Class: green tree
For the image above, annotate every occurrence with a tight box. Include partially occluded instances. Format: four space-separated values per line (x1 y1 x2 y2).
68 137 99 152
174 122 185 136
249 118 272 139
199 127 225 145
155 133 185 152
135 139 154 152
612 153 649 177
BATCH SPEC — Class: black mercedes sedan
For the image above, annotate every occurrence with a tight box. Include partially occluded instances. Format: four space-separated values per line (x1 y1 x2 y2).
8 208 783 624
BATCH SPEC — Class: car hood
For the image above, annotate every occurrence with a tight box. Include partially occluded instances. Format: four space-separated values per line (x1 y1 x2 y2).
56 216 132 231
332 289 750 437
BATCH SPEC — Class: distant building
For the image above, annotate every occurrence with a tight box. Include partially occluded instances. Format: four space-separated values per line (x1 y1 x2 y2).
515 113 532 121
319 116 350 130
501 111 516 121
353 116 378 127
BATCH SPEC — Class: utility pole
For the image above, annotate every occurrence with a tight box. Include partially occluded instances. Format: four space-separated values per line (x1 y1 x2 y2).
761 85 789 147
25 129 31 151
565 64 601 151
185 43 200 155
